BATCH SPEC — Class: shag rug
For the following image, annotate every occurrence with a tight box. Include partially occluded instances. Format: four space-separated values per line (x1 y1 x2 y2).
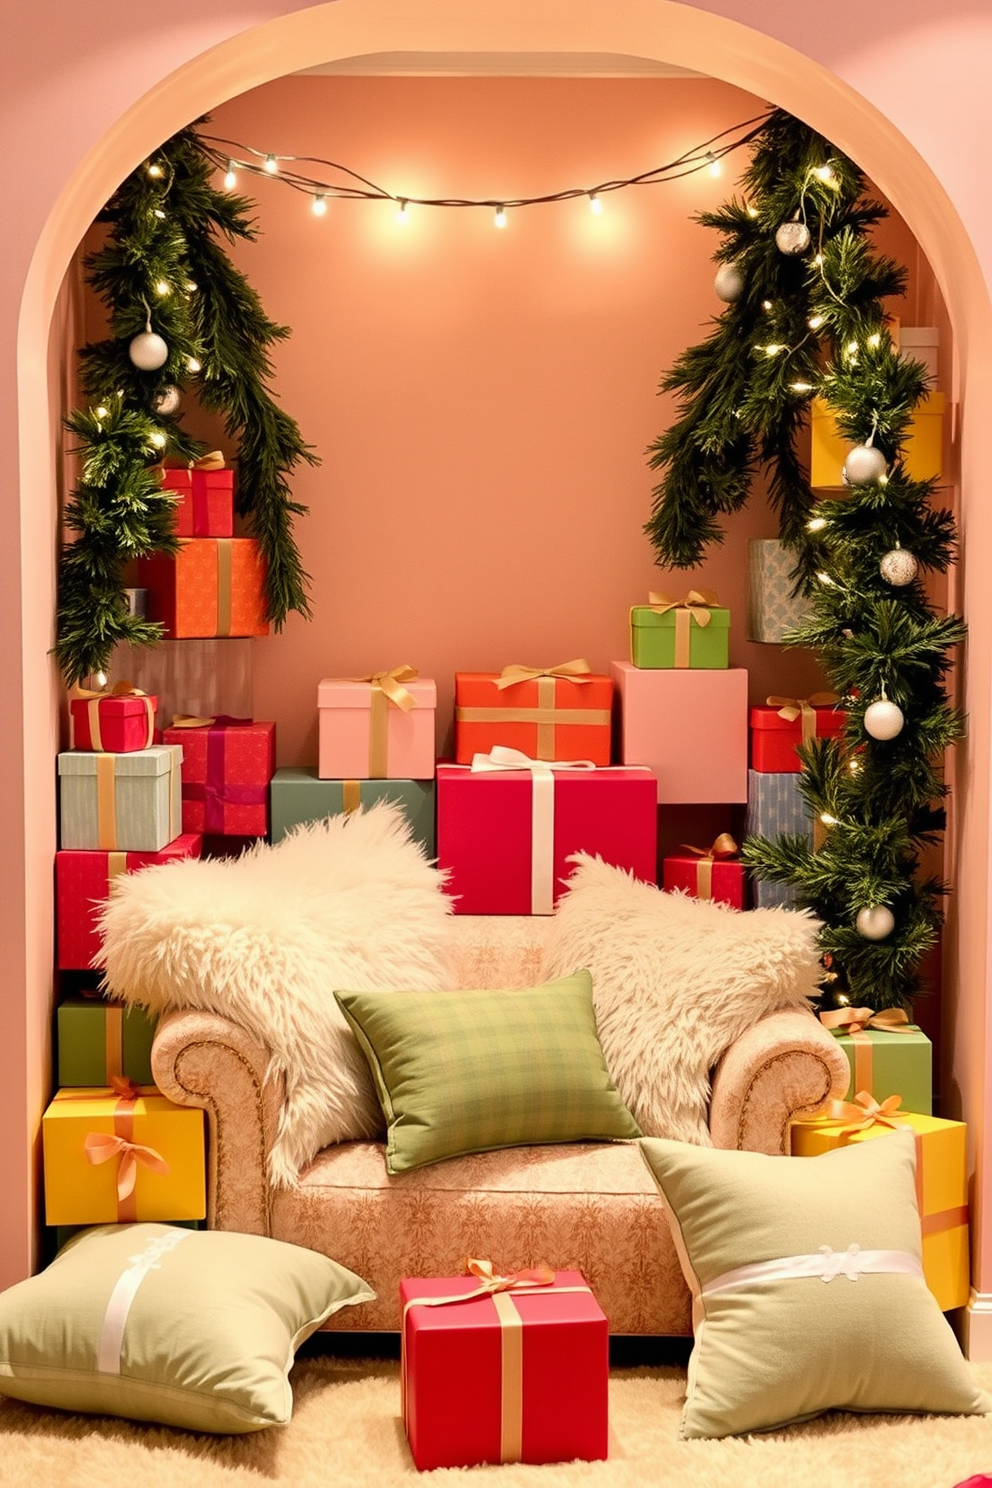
3 1350 992 1488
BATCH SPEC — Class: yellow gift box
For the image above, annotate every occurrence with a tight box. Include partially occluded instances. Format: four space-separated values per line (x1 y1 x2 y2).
810 392 944 488
790 1105 968 1311
43 1086 206 1226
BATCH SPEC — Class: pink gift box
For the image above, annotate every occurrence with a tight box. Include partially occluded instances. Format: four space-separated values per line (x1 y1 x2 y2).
161 718 275 836
610 662 748 804
56 834 202 970
436 761 657 914
318 676 436 780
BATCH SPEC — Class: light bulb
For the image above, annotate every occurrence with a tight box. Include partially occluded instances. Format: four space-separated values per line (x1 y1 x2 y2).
147 163 164 179
807 516 827 532
223 161 237 190
820 813 838 826
867 332 881 348
187 357 202 374
808 314 826 330
762 300 773 312
705 151 722 178
816 571 835 586
149 431 167 449
747 205 759 219
813 163 836 185
395 199 408 225
765 344 783 357
186 281 197 293
789 381 814 393
94 672 108 689
814 253 824 267
154 280 170 297
494 205 507 229
311 193 327 217
846 340 859 355
588 193 603 215
95 405 109 420
152 209 166 220
263 154 278 175
848 758 861 772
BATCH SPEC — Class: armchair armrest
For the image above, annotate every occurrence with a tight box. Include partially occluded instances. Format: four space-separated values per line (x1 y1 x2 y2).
708 1006 849 1155
151 1009 285 1235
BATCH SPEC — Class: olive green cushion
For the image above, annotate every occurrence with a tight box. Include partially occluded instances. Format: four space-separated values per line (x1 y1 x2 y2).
335 970 641 1173
0 1223 374 1433
640 1130 990 1439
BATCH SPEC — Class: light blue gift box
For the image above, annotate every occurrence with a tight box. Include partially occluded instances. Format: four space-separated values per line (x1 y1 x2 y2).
58 745 183 852
746 540 813 644
744 767 812 908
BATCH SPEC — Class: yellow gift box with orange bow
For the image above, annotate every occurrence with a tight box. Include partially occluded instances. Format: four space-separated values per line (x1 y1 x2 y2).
790 1096 968 1311
43 1084 206 1227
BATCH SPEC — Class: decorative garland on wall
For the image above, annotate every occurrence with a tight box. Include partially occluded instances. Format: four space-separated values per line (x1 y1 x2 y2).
649 108 963 1010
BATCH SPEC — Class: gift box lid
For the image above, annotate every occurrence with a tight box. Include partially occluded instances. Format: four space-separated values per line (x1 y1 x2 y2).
58 744 182 777
69 693 157 719
318 677 437 709
631 605 730 630
750 704 845 732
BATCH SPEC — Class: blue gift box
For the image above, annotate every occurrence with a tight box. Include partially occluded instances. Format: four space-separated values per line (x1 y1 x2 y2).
744 768 812 908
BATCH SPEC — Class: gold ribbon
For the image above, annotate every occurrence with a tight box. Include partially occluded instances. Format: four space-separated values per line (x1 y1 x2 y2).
818 1005 914 1094
216 538 232 637
679 832 739 901
642 589 718 668
190 450 226 471
96 754 118 849
495 660 593 690
766 692 841 745
821 1090 910 1137
335 666 420 779
168 713 216 729
83 1132 170 1203
69 681 154 752
342 780 362 814
104 1004 124 1083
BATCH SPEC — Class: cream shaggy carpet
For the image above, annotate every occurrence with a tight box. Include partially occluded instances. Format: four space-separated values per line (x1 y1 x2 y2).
3 1352 992 1488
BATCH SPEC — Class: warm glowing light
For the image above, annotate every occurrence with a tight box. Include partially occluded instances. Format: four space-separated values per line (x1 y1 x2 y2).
867 332 881 348
790 381 814 393
813 163 837 186
807 516 828 532
762 300 773 312
187 357 202 373
263 154 278 174
186 281 197 293
154 280 170 297
95 405 109 420
705 151 722 178
879 473 889 486
311 193 327 217
147 163 164 179
820 813 838 826
94 672 108 689
849 758 861 773
395 199 408 224
765 344 783 358
747 205 759 218
817 571 836 586
588 192 603 215
846 340 859 355
149 431 167 449
494 205 507 229
223 161 237 190
808 314 826 330
814 253 824 267
153 209 166 220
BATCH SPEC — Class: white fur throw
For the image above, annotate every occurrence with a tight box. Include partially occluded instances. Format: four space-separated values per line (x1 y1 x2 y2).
96 803 456 1187
539 855 822 1145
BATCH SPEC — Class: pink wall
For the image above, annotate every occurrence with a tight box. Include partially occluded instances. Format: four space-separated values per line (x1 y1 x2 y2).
3 0 992 1326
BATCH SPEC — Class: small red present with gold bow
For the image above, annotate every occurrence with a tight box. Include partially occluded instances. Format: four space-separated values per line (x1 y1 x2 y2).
161 451 234 538
790 1096 968 1311
750 693 846 772
68 681 157 754
400 1260 608 1472
662 832 744 908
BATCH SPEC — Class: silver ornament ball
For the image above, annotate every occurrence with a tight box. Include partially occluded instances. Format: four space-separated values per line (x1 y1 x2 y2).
879 548 919 586
775 220 811 256
864 698 905 741
153 384 181 416
714 262 744 303
842 444 888 486
129 331 169 372
856 905 896 941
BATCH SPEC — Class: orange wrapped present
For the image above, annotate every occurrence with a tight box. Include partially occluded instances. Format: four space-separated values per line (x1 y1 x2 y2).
454 662 613 766
137 538 268 638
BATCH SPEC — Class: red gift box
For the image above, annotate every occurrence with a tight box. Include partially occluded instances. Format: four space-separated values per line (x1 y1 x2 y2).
68 685 157 754
162 718 275 836
400 1267 608 1471
56 834 202 970
662 833 744 908
454 665 613 766
436 752 656 914
750 694 845 772
162 462 234 539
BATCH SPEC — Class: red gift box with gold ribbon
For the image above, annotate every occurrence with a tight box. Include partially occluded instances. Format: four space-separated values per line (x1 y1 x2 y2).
56 834 202 970
68 683 157 754
750 693 845 772
662 832 744 908
162 717 275 837
161 451 234 538
400 1261 608 1472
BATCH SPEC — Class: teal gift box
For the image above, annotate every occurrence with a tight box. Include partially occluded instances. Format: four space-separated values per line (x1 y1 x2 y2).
57 997 158 1088
58 745 183 852
830 1020 932 1114
270 767 436 856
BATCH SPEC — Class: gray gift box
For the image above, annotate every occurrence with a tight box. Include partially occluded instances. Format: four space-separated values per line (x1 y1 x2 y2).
58 745 183 852
746 540 813 644
269 767 436 857
744 767 812 908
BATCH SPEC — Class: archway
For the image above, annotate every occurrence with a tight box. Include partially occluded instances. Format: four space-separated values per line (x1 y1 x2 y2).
14 0 992 1347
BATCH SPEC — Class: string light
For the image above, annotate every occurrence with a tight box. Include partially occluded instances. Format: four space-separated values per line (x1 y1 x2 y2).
588 192 603 215
224 160 237 190
807 515 828 531
147 163 164 179
867 332 881 348
762 300 773 311
764 343 784 357
747 205 759 218
808 314 826 330
148 430 167 449
813 162 839 189
263 154 279 175
820 812 838 826
395 198 408 225
187 356 202 373
494 204 507 229
152 208 166 220
311 193 327 217
94 405 109 420
816 571 836 586
154 279 170 296
790 380 814 393
705 151 722 178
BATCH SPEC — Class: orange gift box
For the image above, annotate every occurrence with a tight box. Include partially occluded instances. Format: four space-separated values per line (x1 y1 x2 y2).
137 538 268 638
454 667 613 766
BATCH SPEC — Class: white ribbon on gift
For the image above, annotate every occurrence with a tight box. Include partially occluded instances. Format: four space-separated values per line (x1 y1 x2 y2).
700 1242 923 1301
469 746 596 914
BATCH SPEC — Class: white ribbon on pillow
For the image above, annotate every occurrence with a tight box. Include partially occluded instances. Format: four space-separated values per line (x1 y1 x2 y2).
469 747 596 914
97 1228 193 1374
701 1242 923 1300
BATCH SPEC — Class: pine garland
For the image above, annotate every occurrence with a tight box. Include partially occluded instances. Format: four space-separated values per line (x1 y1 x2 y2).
55 123 316 686
647 109 963 1009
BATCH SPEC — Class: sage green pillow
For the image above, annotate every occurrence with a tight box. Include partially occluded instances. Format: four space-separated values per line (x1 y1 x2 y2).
640 1131 991 1439
0 1223 374 1433
335 970 641 1173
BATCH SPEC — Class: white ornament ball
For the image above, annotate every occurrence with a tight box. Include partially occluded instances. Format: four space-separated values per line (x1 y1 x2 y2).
856 905 896 941
775 220 811 256
153 384 181 415
842 444 888 486
879 548 919 586
714 262 744 303
128 331 169 372
864 699 905 741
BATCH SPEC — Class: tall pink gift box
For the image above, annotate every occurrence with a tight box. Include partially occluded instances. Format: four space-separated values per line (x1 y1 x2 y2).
318 677 437 780
436 762 657 914
610 662 748 804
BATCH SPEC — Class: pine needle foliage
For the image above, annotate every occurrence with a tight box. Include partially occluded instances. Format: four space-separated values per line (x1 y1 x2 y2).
647 108 963 1009
56 122 316 685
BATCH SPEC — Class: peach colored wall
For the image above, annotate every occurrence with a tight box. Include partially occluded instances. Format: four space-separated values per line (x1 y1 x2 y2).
3 0 992 1312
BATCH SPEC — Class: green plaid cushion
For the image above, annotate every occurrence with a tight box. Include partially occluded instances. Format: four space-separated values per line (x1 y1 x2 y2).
335 971 640 1173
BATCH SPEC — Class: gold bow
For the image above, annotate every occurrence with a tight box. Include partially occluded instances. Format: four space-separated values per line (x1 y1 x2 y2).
464 1258 557 1293
169 713 216 729
818 1005 914 1035
350 664 419 712
680 832 739 862
69 679 148 702
189 450 226 470
647 588 718 625
821 1090 909 1137
766 692 841 745
496 660 592 690
83 1131 171 1201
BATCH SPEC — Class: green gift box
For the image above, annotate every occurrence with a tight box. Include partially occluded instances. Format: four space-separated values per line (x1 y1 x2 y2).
269 767 436 856
831 1022 932 1114
57 997 158 1088
629 594 730 669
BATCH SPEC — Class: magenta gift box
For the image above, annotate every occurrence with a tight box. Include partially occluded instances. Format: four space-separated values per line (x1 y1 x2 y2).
436 762 657 914
161 719 275 837
610 662 748 804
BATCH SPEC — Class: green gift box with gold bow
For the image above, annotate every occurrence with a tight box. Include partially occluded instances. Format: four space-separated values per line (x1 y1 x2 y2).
820 1007 932 1114
630 590 730 669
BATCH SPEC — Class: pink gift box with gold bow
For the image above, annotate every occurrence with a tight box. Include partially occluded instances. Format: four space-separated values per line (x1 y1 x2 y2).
318 667 436 780
400 1263 608 1472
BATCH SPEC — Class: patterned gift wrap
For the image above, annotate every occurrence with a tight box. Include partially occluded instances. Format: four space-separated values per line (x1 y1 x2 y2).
68 685 157 754
56 834 202 970
162 718 275 837
43 1086 206 1226
401 1266 608 1471
161 457 234 538
629 591 730 669
58 746 184 853
744 767 812 908
453 665 613 766
611 662 748 804
750 696 846 773
269 768 436 855
318 669 436 781
137 538 268 638
745 540 814 644
57 998 158 1087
